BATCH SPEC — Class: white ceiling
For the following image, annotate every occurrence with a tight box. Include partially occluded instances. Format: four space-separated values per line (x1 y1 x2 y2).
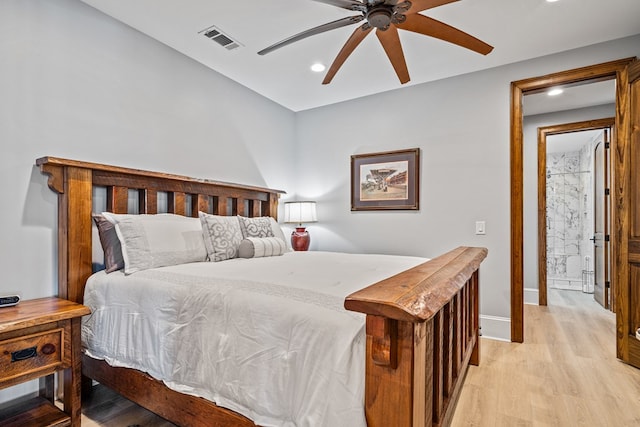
547 129 603 154
523 78 616 117
81 0 640 112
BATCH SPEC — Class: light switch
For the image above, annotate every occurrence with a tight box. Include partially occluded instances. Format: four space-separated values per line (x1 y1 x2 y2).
475 221 486 235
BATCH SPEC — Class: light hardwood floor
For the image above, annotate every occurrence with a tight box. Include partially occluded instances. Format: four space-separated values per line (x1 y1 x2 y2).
451 288 640 427
80 288 640 426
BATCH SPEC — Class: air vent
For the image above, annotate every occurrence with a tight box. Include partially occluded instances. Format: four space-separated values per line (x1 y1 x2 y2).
200 25 242 51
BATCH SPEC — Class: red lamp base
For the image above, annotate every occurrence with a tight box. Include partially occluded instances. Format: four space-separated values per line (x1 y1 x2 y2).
291 227 310 251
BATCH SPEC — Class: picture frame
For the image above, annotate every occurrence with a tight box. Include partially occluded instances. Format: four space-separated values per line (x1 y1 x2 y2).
351 148 420 211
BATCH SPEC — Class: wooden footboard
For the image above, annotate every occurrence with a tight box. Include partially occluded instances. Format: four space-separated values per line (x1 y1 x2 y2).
37 156 487 427
345 246 487 427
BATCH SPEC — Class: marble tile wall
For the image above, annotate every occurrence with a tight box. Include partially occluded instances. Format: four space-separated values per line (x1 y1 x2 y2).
579 141 594 275
546 145 593 291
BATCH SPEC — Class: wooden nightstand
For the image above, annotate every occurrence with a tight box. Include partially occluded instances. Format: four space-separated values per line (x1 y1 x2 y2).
0 297 90 426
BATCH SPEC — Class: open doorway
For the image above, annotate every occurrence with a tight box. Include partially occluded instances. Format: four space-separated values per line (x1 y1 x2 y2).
509 57 635 343
536 120 614 310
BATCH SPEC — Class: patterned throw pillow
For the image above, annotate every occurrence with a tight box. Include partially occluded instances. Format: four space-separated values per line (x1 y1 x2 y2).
199 212 244 262
238 216 275 239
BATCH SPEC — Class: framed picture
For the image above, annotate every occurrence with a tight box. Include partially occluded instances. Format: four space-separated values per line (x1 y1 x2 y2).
351 148 420 211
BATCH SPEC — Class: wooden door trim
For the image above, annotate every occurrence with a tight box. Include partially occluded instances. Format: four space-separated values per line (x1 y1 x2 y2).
510 57 635 343
537 118 615 307
617 59 640 363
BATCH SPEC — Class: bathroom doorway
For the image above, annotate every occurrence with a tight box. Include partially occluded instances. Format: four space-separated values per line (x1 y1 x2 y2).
537 118 614 309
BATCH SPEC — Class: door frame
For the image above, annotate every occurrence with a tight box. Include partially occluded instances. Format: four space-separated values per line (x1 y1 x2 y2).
618 59 640 366
510 57 635 342
537 118 615 306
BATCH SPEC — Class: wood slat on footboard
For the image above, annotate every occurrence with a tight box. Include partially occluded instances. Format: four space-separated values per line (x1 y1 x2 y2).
345 246 487 427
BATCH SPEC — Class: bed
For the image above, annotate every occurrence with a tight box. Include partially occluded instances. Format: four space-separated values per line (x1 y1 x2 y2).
37 156 487 427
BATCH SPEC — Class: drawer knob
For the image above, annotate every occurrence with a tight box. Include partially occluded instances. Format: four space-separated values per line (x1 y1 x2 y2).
11 346 37 362
41 343 56 355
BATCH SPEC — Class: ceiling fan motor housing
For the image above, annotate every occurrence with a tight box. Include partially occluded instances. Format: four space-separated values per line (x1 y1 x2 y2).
366 2 409 30
367 8 393 30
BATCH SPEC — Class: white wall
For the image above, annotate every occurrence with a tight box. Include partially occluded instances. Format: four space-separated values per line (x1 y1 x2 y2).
0 0 295 402
296 35 640 340
523 104 615 303
0 0 296 296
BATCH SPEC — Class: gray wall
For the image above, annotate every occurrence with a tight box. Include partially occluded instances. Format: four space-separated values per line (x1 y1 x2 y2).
523 104 615 304
296 35 640 340
0 0 296 401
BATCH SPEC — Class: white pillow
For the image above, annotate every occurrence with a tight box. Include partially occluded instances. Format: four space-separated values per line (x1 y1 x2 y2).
199 212 244 262
269 217 291 252
102 213 207 274
238 237 287 258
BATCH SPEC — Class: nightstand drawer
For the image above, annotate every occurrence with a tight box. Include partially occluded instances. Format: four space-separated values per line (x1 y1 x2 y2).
0 328 65 383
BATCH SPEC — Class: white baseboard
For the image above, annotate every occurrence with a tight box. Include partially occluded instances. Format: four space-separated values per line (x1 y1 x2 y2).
479 315 511 342
524 287 539 305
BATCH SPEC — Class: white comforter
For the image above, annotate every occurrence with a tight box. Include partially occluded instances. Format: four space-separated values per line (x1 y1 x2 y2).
82 251 426 427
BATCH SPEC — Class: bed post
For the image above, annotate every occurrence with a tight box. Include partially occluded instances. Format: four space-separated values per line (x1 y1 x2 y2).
362 316 434 426
38 158 93 304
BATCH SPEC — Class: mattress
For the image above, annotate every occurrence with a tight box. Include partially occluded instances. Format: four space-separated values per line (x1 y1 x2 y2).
82 251 426 427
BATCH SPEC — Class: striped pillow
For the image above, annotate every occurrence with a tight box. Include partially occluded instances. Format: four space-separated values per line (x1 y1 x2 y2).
238 237 287 258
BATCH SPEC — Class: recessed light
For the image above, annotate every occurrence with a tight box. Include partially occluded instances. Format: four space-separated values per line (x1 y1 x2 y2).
546 0 559 3
310 63 326 73
547 88 563 96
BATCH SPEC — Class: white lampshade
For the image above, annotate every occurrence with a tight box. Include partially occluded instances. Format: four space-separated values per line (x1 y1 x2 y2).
283 201 317 225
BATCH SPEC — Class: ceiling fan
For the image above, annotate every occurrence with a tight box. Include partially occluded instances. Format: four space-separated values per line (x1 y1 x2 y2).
258 0 493 85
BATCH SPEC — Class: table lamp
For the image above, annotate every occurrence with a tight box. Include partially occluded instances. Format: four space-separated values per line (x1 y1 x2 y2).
283 201 317 251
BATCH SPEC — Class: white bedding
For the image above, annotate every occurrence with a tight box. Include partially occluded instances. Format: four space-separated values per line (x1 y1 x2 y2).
82 251 426 427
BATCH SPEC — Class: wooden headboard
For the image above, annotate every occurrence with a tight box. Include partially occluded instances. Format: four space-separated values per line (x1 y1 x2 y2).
36 156 284 304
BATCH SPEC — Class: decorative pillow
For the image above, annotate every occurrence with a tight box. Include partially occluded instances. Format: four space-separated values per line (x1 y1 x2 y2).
238 216 275 238
238 237 287 259
92 214 124 273
269 217 291 252
199 212 244 262
102 212 207 274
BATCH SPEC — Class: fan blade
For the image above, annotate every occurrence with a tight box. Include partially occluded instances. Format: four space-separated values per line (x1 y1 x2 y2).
407 0 459 13
312 0 365 11
322 24 373 84
258 15 364 55
397 14 493 55
376 26 410 84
